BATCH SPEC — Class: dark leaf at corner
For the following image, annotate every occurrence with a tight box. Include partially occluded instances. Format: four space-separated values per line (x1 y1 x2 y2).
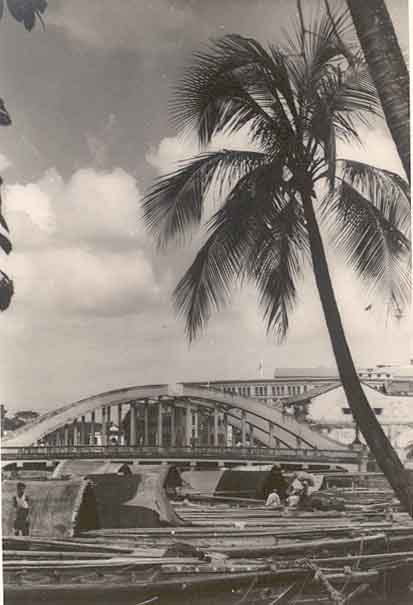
0 231 12 254
0 98 11 126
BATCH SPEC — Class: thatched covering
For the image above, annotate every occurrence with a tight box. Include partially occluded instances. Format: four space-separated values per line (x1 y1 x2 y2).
52 459 133 479
181 467 285 499
181 469 225 495
2 480 99 538
88 465 184 528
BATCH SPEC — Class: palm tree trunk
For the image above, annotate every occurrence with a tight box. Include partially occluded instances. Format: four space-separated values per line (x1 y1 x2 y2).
346 0 410 182
302 191 413 514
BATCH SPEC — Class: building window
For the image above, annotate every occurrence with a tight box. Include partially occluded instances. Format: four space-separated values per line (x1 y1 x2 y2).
342 408 352 415
374 408 383 416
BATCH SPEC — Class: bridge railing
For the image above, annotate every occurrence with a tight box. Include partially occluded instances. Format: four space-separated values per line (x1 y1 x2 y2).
1 444 360 461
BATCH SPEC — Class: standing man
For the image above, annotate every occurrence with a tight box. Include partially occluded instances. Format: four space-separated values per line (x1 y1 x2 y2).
13 482 30 536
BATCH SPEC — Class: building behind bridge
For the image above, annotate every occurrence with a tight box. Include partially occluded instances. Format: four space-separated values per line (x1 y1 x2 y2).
195 363 413 404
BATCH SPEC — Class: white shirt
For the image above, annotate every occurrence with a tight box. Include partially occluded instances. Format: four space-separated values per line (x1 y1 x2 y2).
15 494 29 509
265 492 281 507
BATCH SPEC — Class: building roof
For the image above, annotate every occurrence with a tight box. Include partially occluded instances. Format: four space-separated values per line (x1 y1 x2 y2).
273 367 339 379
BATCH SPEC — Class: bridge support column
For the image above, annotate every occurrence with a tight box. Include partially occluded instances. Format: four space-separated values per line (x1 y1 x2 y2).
185 404 192 447
101 407 107 446
106 406 112 444
64 424 69 446
205 412 211 445
73 420 78 446
268 422 274 448
170 404 176 447
144 403 149 446
117 403 123 444
80 416 86 445
213 409 219 446
130 403 137 446
90 411 96 445
157 402 163 446
241 410 247 446
249 423 254 446
223 413 229 446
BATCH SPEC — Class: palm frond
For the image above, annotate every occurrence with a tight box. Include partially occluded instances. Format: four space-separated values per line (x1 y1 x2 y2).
322 180 410 311
314 63 380 144
171 34 297 145
173 160 287 341
286 8 353 94
338 159 410 209
143 149 266 248
0 269 13 311
0 231 11 254
247 197 309 340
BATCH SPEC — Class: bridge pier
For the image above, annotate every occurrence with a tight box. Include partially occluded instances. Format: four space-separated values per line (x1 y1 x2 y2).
130 402 137 446
72 420 78 446
64 424 69 446
223 413 229 446
170 404 176 446
185 404 192 447
157 401 163 446
249 423 254 446
106 406 112 443
79 416 86 445
101 406 107 446
140 402 146 446
213 409 219 446
117 403 123 444
269 422 274 447
90 411 96 445
241 410 247 446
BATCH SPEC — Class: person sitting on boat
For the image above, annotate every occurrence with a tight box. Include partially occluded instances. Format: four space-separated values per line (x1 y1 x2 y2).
265 488 281 508
286 493 300 507
297 480 312 510
13 482 30 536
287 473 304 496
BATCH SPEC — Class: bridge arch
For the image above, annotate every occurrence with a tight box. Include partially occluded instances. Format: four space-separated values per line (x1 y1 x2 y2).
3 383 347 451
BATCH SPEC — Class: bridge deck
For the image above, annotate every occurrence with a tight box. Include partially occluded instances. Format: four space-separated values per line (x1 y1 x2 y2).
1 445 359 465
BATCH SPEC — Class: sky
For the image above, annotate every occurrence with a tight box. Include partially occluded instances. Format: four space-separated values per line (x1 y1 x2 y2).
0 0 410 412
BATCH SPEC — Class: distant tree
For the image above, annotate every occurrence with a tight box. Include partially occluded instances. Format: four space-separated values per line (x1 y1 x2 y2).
0 0 47 311
144 15 412 511
15 409 39 423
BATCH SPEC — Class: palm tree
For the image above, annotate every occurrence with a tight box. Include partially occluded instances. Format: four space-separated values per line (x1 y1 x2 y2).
143 16 412 510
346 0 410 181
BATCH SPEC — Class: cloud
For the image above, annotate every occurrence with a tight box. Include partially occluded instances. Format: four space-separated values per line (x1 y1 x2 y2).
2 167 161 316
146 129 260 175
48 0 196 53
0 153 12 172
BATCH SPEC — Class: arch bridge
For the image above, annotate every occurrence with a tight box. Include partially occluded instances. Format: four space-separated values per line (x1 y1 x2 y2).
2 383 358 466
